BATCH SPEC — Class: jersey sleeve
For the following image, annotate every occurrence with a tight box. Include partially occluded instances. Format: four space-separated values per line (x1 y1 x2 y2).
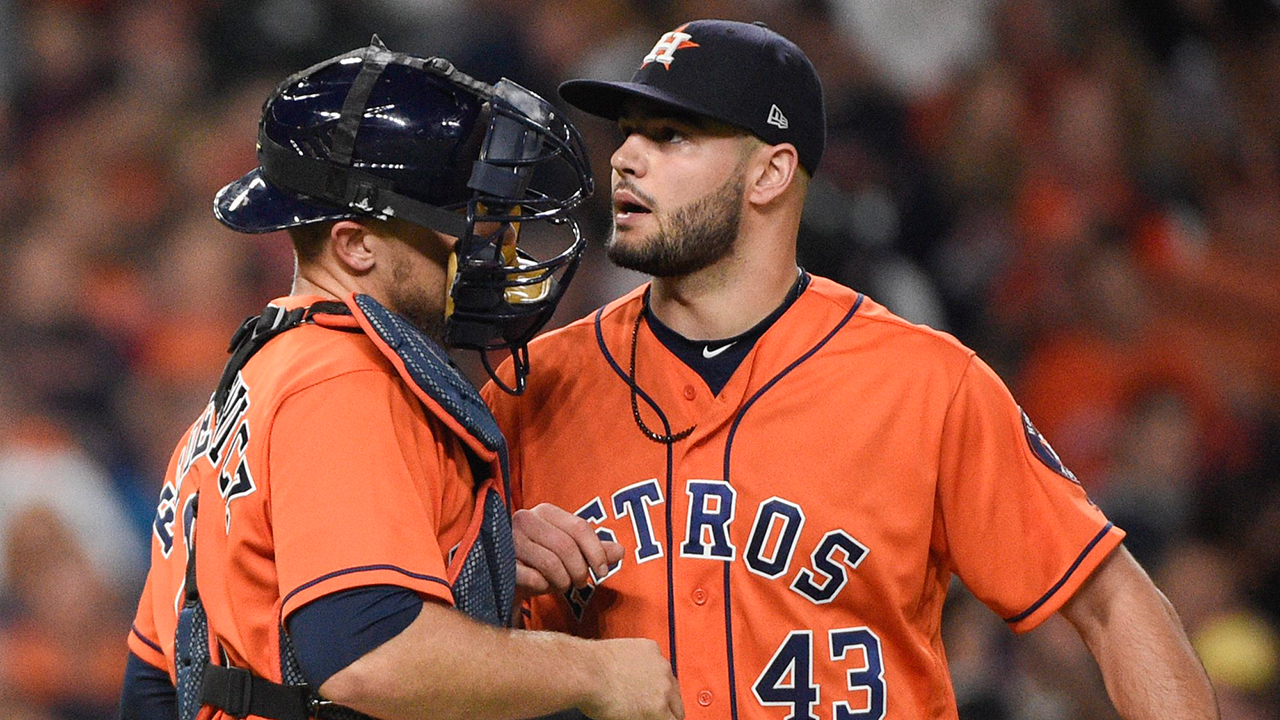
936 354 1125 632
126 570 169 673
269 370 456 621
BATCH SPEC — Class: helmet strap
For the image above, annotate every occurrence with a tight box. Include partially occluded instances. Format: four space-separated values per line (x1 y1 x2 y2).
482 345 529 396
330 40 392 165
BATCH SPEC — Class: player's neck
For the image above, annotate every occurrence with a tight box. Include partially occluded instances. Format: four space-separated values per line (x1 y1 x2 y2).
292 261 360 302
649 248 799 341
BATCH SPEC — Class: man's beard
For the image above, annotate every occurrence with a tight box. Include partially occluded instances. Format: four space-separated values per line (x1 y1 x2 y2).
607 167 745 278
389 256 447 343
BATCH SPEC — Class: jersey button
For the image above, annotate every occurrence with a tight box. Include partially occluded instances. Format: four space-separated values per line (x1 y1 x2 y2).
692 588 708 605
697 690 713 706
683 384 696 400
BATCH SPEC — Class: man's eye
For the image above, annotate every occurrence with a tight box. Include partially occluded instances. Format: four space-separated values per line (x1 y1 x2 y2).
658 128 684 143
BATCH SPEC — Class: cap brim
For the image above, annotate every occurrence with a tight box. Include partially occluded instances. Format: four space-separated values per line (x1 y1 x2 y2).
559 79 738 129
213 167 353 234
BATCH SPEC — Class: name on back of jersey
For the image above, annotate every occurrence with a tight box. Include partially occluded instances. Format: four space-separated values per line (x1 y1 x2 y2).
154 373 259 556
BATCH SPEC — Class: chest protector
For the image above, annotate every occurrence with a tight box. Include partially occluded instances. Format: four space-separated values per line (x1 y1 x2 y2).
175 294 516 720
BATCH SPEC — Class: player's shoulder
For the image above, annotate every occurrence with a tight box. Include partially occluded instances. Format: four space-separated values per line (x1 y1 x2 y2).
805 275 975 367
273 324 389 378
241 298 397 400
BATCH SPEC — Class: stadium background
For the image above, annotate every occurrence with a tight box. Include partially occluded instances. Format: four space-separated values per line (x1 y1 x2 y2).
0 0 1278 717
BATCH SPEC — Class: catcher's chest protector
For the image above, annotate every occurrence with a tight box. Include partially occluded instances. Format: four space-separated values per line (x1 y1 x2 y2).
343 293 516 628
175 294 515 720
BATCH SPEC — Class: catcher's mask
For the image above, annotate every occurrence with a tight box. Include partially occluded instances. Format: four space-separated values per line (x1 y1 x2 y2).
214 37 593 394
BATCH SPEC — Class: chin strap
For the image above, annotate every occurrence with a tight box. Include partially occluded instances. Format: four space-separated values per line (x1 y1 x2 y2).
481 345 529 396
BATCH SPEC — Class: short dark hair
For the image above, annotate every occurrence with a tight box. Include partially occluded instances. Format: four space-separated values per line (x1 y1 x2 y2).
287 221 333 263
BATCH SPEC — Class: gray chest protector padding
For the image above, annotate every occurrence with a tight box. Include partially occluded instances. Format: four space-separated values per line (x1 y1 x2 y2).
176 294 515 720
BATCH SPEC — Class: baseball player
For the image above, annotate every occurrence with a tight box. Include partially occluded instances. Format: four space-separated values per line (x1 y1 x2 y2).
483 20 1218 720
118 41 682 720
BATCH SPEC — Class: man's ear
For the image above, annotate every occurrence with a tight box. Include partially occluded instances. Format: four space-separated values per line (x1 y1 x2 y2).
329 220 377 274
745 142 800 207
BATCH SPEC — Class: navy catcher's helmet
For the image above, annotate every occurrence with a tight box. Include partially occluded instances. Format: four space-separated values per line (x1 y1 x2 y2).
214 37 593 394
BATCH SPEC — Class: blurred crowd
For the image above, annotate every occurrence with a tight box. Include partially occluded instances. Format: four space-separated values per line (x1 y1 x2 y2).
0 0 1277 718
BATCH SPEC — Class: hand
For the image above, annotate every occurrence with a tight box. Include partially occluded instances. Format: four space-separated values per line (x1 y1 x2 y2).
580 638 684 720
513 504 623 599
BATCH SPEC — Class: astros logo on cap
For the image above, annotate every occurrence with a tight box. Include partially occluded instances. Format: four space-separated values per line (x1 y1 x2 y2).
642 23 699 69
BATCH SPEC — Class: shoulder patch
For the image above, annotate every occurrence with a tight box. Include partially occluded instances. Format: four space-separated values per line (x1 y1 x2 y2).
1020 408 1078 483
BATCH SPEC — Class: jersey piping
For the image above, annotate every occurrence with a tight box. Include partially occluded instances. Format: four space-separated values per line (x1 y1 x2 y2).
644 271 811 395
719 292 865 720
132 625 164 656
278 564 452 625
490 277 1124 720
593 307 681 676
1004 521 1114 624
591 289 868 706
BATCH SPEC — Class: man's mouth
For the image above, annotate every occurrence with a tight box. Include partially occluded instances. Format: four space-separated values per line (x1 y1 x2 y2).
613 189 652 218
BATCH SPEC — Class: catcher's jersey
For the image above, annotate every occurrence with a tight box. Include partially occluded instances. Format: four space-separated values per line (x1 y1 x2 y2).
483 276 1124 720
128 295 477 706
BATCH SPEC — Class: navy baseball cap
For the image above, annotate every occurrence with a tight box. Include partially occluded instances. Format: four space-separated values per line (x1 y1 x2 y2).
559 20 825 175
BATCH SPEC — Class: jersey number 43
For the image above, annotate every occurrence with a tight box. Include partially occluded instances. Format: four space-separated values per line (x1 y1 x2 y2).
753 628 886 720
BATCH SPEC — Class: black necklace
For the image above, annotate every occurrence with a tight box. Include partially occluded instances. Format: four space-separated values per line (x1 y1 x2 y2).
626 269 807 444
629 306 697 444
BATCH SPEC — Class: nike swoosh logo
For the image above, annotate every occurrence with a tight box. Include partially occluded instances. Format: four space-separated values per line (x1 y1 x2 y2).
702 342 736 359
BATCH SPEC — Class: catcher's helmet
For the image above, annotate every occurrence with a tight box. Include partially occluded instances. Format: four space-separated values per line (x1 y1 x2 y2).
214 37 593 393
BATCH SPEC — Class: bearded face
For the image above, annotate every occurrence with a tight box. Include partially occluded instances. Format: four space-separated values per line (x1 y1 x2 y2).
606 162 746 278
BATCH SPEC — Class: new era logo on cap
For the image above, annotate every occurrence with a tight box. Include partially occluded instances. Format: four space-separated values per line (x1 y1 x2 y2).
767 104 788 129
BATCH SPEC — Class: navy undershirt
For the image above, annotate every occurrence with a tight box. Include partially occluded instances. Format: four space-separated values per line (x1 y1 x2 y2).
286 585 423 688
118 586 419 718
645 270 810 395
118 652 177 720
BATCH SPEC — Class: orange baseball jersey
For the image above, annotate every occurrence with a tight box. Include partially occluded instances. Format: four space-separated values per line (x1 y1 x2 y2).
483 275 1125 720
128 294 483 710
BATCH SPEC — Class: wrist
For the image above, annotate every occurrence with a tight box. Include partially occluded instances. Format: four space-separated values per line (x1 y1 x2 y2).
561 635 608 712
511 629 603 713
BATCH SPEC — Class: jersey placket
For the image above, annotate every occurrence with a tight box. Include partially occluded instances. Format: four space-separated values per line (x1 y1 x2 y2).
665 412 744 718
635 320 724 690
662 333 796 718
681 294 865 720
631 316 751 715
